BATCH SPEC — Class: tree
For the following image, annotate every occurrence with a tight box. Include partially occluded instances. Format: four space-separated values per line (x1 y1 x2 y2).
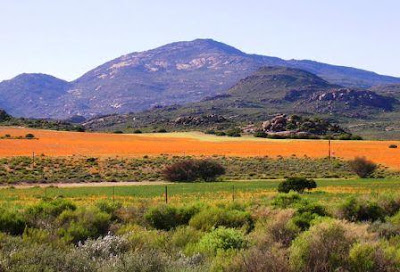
162 159 225 182
349 157 377 178
277 177 317 193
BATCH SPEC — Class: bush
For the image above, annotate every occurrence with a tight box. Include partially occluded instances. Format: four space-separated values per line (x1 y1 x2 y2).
162 159 225 182
272 192 302 208
189 207 253 232
253 131 267 138
133 129 142 134
197 227 247 255
157 128 167 133
292 202 327 230
349 242 396 272
289 219 369 272
277 177 317 193
349 157 377 178
145 205 200 231
57 207 111 243
113 130 123 134
226 128 241 137
25 133 35 139
389 144 398 149
215 131 226 136
0 209 26 235
338 197 386 222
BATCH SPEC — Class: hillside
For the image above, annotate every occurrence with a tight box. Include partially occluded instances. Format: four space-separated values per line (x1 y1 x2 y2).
82 67 398 137
1 39 400 119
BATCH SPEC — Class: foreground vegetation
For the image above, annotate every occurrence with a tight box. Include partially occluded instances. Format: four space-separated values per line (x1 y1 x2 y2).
0 178 400 271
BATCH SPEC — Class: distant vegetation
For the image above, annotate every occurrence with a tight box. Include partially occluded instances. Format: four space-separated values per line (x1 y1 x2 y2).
0 155 392 185
0 109 85 132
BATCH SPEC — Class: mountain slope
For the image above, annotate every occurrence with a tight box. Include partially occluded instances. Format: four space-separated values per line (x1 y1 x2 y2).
83 67 397 132
1 39 400 119
0 74 69 118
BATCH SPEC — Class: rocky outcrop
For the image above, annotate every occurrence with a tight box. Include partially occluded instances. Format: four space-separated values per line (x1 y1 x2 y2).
258 114 348 137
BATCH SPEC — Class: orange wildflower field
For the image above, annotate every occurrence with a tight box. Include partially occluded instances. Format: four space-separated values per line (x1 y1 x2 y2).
1 126 400 169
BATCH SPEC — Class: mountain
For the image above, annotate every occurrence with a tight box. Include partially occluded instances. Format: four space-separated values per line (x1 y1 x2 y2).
0 74 70 118
82 67 397 132
1 39 400 119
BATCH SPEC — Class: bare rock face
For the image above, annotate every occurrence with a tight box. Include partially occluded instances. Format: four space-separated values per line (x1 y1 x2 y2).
262 114 287 132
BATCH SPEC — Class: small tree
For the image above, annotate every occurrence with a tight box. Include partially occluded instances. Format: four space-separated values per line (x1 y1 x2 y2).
349 157 377 178
277 177 317 193
162 159 225 182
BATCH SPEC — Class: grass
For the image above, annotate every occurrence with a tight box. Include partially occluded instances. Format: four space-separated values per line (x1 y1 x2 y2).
2 178 400 207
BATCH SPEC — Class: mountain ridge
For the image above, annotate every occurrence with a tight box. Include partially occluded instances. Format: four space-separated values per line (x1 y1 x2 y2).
1 39 400 119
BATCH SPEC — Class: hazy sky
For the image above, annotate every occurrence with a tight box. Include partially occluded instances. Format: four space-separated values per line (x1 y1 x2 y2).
0 0 399 81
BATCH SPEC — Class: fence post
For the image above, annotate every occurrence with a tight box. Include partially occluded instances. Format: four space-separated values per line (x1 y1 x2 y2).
32 152 35 169
165 186 168 204
112 186 115 203
232 185 235 202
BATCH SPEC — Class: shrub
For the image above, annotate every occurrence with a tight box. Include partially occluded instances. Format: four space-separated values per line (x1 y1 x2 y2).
348 242 396 272
389 144 398 149
113 130 123 134
133 129 142 134
157 128 167 133
292 203 327 230
197 227 248 255
189 207 253 232
57 207 111 243
145 205 200 231
0 209 26 235
215 131 226 136
272 192 302 208
338 197 385 222
253 131 268 138
289 219 369 272
196 160 226 182
162 159 225 182
25 133 35 139
349 157 377 178
111 249 169 272
227 247 290 272
277 177 317 193
226 128 241 137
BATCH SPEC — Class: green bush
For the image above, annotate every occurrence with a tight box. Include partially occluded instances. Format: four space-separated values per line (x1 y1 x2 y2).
338 197 385 222
277 177 317 193
292 202 327 230
348 242 397 272
197 227 247 255
0 209 26 235
289 220 362 272
57 207 111 243
145 205 200 231
349 157 377 178
189 207 253 232
272 192 302 208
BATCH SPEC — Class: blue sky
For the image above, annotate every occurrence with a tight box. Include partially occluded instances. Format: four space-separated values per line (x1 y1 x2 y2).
0 0 399 81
